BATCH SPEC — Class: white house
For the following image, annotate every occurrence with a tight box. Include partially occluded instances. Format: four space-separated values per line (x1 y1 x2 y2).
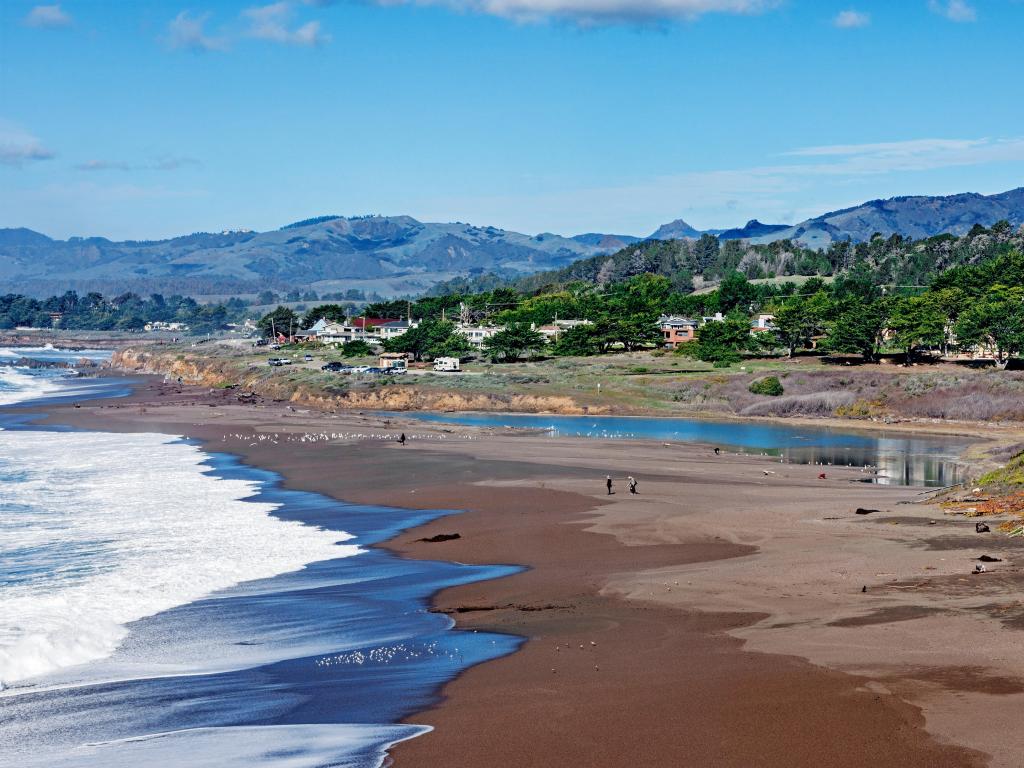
144 321 190 332
376 319 419 341
457 324 503 346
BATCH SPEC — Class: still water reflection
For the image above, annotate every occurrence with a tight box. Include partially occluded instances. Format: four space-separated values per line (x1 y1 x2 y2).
400 413 970 488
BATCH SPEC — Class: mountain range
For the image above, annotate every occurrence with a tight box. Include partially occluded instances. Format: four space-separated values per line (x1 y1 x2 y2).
1 187 1021 298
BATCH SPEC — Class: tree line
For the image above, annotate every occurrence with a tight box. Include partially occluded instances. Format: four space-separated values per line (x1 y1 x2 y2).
274 244 1024 367
0 291 249 333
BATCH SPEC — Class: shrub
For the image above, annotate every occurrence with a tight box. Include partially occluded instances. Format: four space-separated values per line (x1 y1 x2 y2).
748 376 784 397
740 391 856 417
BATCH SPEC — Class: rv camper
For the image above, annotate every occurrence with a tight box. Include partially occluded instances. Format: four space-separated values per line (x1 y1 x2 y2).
433 357 461 372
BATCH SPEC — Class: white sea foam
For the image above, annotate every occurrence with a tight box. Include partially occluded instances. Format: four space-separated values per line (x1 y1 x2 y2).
0 430 357 687
0 366 64 405
15 724 430 768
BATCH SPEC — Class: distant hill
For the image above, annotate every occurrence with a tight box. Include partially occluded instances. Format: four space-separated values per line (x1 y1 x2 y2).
717 219 791 241
648 219 702 240
642 187 1024 248
4 187 1022 298
571 233 642 250
749 187 1024 248
0 216 616 298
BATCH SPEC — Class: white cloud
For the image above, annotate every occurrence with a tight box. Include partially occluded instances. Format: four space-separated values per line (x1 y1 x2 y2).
166 11 228 52
75 156 201 172
929 0 977 22
373 0 778 25
0 121 55 167
153 155 201 171
243 2 330 45
833 9 869 28
24 4 72 28
76 160 132 172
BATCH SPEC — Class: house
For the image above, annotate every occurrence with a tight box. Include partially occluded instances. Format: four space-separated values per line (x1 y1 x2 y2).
316 317 400 345
294 317 331 341
144 321 190 332
750 314 776 334
457 324 503 346
535 319 592 342
658 315 699 349
701 312 725 325
377 319 419 341
316 322 350 345
351 317 400 334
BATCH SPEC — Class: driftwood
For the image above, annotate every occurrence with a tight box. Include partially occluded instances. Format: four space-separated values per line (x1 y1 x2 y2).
417 533 461 543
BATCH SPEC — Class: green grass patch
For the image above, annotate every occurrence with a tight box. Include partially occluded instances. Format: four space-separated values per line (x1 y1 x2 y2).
979 452 1024 488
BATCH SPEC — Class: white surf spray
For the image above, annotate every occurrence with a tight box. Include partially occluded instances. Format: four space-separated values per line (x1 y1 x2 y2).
0 430 357 687
0 365 64 405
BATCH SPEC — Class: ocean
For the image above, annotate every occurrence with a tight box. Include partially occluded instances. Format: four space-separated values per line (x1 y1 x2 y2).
0 349 521 767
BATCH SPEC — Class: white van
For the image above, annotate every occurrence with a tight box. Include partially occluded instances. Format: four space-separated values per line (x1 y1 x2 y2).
433 357 461 372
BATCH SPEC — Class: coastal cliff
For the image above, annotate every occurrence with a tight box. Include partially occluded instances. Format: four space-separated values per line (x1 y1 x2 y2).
111 347 595 415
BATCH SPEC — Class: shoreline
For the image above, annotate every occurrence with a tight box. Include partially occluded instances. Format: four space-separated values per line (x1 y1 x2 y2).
392 403 1018 441
27 370 1024 765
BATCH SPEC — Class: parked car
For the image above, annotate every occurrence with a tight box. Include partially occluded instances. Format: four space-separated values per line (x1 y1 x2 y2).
268 358 292 367
350 365 371 373
269 343 282 350
364 367 384 375
321 361 349 372
304 354 314 362
382 367 406 375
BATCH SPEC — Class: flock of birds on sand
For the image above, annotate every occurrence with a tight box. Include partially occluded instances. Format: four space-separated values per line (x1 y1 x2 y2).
220 431 479 446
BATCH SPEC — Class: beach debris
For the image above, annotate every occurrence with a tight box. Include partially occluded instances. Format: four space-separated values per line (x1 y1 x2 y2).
978 555 1002 562
855 508 880 515
417 533 461 543
976 522 991 533
818 473 827 480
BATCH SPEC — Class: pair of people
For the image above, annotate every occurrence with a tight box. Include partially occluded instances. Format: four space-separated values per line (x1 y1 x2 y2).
606 476 638 495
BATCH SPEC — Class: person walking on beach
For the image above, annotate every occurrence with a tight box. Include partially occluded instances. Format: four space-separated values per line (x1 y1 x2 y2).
714 447 721 456
398 432 406 445
628 476 638 495
606 475 614 495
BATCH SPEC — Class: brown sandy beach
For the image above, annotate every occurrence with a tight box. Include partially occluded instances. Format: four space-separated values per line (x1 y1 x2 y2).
36 374 1024 767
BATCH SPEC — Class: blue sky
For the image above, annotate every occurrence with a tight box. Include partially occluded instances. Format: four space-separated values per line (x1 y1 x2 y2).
1 0 1022 240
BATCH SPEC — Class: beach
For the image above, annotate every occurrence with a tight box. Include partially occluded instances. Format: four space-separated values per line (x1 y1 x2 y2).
22 371 1022 766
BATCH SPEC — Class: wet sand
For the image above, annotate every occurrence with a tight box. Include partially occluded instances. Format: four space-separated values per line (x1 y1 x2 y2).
37 374 1024 766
